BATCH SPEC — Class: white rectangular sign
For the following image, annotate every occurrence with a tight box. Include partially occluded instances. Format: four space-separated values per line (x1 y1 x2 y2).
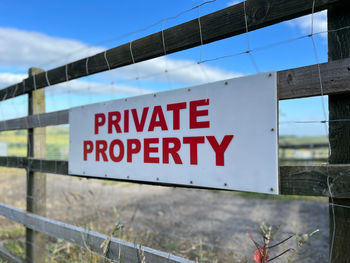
69 72 279 194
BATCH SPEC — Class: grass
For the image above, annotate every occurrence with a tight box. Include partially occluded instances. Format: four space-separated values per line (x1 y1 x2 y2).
4 240 25 259
0 126 69 159
235 191 327 201
0 227 25 239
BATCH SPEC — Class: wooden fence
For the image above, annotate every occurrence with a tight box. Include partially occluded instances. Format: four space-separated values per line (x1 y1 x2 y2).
0 0 349 262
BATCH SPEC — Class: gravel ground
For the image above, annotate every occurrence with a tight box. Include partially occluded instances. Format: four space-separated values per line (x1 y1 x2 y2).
0 173 329 262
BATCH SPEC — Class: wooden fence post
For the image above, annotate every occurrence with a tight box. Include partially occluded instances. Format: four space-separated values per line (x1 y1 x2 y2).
328 2 350 262
26 67 46 263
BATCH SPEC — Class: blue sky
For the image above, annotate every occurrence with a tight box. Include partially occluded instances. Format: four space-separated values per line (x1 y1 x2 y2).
0 0 330 136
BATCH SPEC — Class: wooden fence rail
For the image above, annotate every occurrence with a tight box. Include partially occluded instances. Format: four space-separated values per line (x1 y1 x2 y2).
1 156 349 198
0 203 192 263
0 56 349 132
0 246 24 263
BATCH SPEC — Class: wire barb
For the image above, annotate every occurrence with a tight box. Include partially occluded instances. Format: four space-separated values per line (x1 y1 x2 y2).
85 57 89 75
198 5 204 63
129 41 136 64
243 0 260 73
45 71 51 86
104 51 111 71
65 64 69 82
161 19 167 56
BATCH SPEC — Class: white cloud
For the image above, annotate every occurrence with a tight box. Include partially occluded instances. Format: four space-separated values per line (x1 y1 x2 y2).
287 10 327 35
227 0 243 7
0 28 103 68
112 56 241 84
0 72 151 96
0 27 241 88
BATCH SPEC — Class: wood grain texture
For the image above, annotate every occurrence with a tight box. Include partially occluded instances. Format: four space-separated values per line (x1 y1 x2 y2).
278 57 350 99
0 110 68 131
328 2 350 262
280 165 350 198
26 67 46 263
0 246 24 263
0 203 192 263
0 0 343 102
1 157 349 198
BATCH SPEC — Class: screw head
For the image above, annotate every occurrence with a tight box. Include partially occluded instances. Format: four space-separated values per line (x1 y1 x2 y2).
270 187 274 192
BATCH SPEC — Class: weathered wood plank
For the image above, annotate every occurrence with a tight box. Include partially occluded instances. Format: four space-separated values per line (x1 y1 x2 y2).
0 56 349 132
278 57 350 99
0 110 68 131
26 67 46 263
327 2 350 261
0 203 192 263
0 157 68 175
0 0 343 101
1 157 349 198
279 165 350 198
0 246 24 263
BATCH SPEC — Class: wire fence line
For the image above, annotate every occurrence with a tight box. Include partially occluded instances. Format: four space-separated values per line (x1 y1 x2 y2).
1 0 350 262
0 0 341 101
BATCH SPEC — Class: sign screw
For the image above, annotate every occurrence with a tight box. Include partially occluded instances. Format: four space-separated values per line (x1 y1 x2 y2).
190 180 193 184
156 177 159 181
127 176 130 179
270 187 274 192
271 128 275 132
225 81 228 85
188 88 191 92
154 94 157 97
224 183 228 186
268 73 272 77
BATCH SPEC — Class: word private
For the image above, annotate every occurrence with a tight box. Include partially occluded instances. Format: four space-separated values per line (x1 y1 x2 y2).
85 99 234 166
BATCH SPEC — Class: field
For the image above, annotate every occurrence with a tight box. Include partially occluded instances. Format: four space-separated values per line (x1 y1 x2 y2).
0 126 69 159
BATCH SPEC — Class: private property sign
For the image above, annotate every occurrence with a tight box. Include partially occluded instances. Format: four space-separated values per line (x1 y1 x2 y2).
69 72 278 194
